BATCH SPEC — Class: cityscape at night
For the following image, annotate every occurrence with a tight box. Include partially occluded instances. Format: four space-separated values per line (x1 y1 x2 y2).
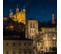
3 0 57 54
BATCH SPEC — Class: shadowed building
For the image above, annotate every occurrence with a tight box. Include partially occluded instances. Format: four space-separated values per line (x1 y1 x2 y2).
3 37 34 54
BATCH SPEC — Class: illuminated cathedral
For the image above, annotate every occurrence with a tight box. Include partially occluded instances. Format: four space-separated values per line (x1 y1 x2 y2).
9 4 26 24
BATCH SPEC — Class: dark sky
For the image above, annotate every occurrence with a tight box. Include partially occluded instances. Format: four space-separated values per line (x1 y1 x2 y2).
3 0 57 22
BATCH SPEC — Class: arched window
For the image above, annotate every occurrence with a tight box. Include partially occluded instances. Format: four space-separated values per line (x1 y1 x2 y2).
13 42 15 46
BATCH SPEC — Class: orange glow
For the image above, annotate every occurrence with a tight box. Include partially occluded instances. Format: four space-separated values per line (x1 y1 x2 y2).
16 12 26 24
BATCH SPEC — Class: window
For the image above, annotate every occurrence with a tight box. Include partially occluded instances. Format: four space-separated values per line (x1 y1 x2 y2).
28 42 31 46
32 30 33 33
24 42 26 46
13 42 15 46
19 43 21 46
30 30 33 33
18 49 21 54
53 40 56 47
24 50 27 54
38 43 40 46
52 33 54 36
13 50 15 54
34 30 35 33
29 50 31 54
6 49 9 54
6 43 8 46
33 23 35 28
30 30 31 33
30 23 32 28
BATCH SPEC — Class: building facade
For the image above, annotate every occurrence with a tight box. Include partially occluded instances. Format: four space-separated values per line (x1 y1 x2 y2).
3 39 34 54
25 20 38 39
36 27 57 52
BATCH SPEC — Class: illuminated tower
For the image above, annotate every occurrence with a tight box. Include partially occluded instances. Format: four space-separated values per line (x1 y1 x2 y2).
26 19 38 39
52 10 55 25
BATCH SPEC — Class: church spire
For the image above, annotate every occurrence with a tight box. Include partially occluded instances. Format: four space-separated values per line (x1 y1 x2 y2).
16 4 19 13
52 10 55 25
51 0 55 25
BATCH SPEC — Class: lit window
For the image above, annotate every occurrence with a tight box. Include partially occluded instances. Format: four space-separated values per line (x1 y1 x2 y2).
33 24 35 28
32 30 33 33
30 30 31 33
38 43 40 46
30 23 32 28
34 30 35 33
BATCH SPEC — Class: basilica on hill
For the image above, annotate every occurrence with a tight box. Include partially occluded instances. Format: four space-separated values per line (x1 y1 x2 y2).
3 4 57 54
3 5 26 32
9 4 26 24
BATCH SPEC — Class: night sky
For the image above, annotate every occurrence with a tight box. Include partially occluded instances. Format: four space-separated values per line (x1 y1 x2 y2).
3 0 57 22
